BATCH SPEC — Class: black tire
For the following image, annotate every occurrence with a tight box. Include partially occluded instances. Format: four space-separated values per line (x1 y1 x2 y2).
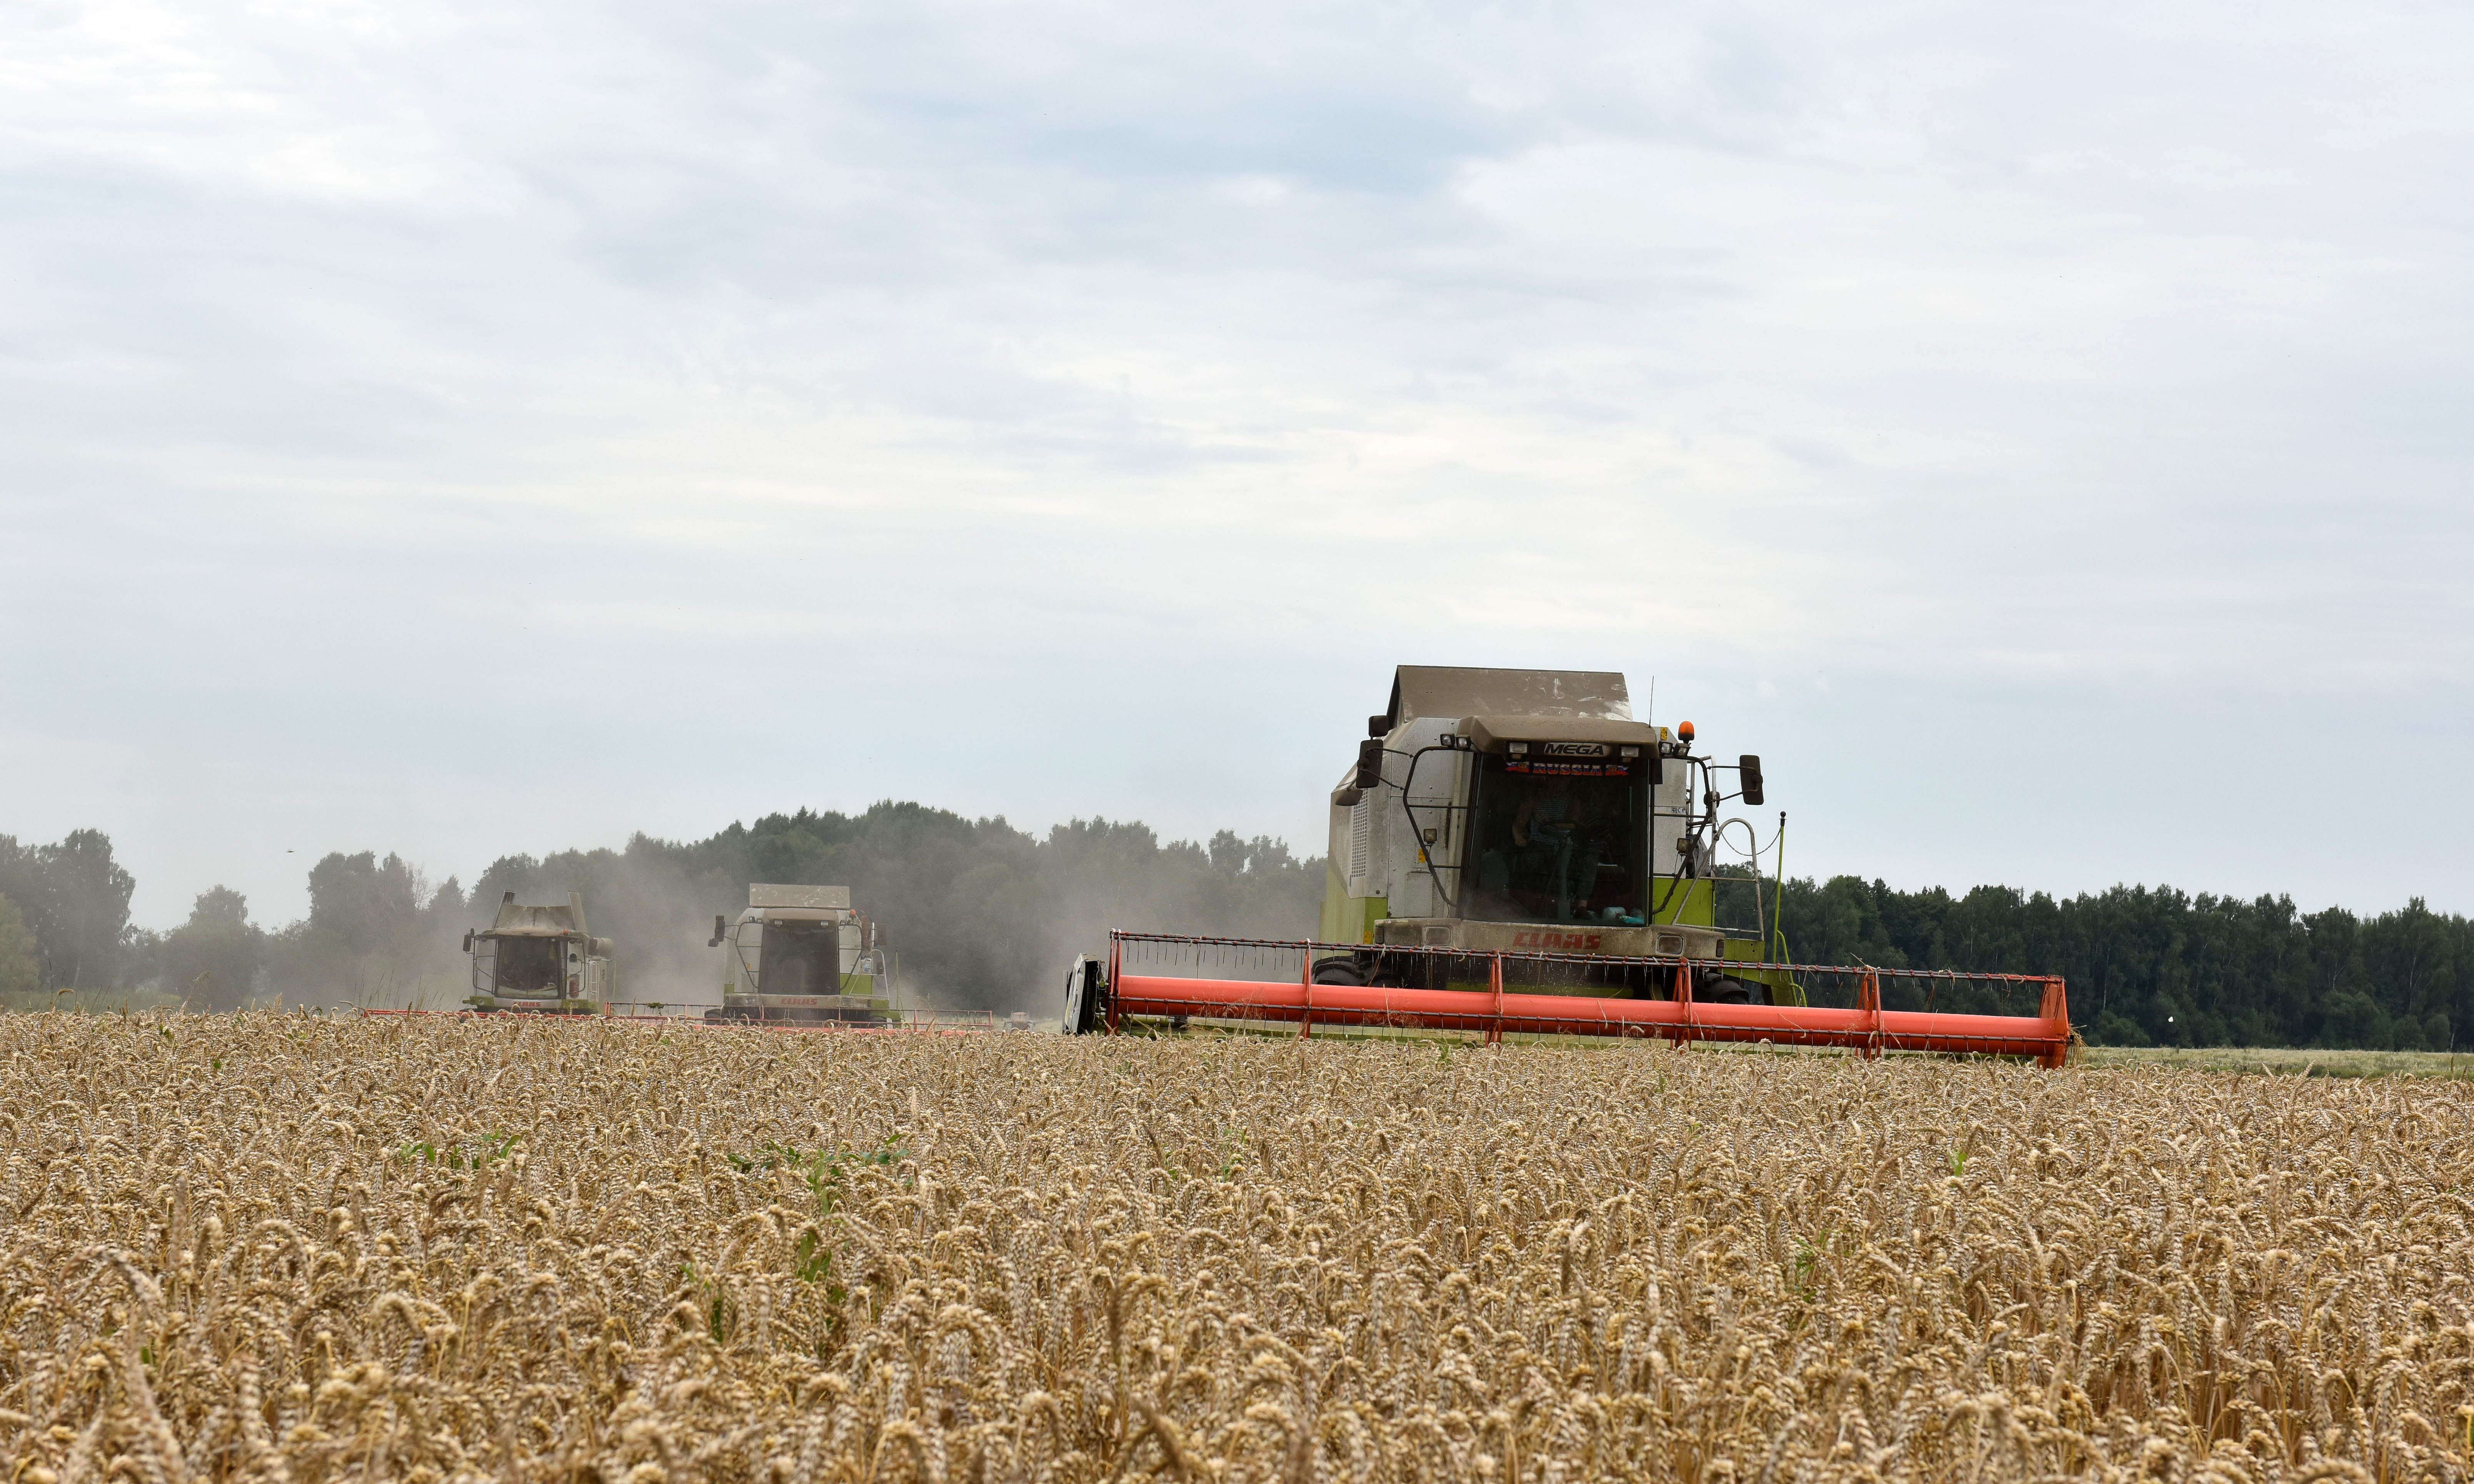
1365 949 1422 991
1701 974 1768 1006
1311 955 1366 986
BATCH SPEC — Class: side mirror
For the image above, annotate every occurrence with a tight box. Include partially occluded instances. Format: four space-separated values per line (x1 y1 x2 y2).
1355 739 1384 789
1367 714 1390 738
461 929 474 952
1740 755 1764 807
707 914 727 948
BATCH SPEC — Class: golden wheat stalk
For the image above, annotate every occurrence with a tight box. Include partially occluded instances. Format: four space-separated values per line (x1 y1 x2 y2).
1 1014 2469 1483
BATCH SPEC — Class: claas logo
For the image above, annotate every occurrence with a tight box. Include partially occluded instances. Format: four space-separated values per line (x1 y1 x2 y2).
1511 930 1606 951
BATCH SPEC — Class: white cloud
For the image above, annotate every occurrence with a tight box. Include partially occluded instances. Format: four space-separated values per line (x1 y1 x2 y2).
1 0 2469 926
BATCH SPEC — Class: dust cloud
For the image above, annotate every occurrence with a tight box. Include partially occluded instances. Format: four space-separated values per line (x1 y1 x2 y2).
441 803 1320 1016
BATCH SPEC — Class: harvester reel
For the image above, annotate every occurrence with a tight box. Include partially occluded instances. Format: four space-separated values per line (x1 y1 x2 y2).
1098 930 2070 1063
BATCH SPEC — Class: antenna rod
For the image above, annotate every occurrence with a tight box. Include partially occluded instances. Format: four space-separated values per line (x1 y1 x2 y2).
1771 810 1789 965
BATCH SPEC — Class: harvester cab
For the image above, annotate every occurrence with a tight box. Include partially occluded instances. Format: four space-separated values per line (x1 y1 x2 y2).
705 884 902 1024
462 891 613 1014
1318 665 1782 1002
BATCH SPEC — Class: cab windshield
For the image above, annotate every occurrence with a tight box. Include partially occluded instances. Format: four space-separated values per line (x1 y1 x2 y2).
1461 754 1647 924
491 936 564 994
758 924 842 996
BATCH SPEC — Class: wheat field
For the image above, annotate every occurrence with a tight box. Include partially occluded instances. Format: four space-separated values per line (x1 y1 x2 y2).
3 1014 2471 1484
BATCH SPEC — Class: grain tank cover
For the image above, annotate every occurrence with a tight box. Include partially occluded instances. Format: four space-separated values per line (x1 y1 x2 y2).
1385 667 1632 728
486 892 589 938
750 884 850 910
1457 715 1664 753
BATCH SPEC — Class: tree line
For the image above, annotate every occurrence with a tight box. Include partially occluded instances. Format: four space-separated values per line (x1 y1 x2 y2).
0 833 474 1011
3 812 2466 1047
0 805 1320 1015
1742 876 2469 1051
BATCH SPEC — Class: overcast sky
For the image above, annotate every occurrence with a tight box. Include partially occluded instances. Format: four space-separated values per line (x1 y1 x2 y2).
3 0 2469 928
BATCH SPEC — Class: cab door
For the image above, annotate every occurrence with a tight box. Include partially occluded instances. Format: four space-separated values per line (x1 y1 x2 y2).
729 921 763 995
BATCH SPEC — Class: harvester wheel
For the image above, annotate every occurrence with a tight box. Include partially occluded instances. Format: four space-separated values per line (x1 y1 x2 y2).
1311 956 1366 986
1701 975 1769 1006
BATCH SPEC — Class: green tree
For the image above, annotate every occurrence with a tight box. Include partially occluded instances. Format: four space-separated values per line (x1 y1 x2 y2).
0 830 136 987
0 892 38 999
157 887 265 1011
267 852 464 1007
1773 868 2472 1050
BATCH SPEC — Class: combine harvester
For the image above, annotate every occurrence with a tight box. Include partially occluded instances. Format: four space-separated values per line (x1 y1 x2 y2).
462 891 613 1014
706 884 904 1024
1063 666 2072 1065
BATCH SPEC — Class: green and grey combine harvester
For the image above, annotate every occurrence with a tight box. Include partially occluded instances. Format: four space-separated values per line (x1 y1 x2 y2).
706 884 904 1024
463 891 613 1014
1063 665 2074 1064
